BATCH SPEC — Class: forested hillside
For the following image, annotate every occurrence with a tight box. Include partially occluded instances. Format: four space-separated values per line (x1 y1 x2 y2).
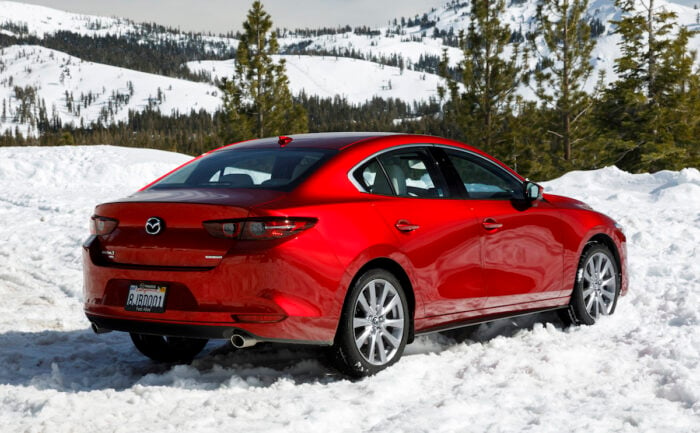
1 0 698 179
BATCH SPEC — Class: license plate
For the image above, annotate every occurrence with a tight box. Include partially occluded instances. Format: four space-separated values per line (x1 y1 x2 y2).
125 283 167 313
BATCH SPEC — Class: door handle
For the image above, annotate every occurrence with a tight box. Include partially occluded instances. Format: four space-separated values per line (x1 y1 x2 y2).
482 218 503 230
395 220 420 232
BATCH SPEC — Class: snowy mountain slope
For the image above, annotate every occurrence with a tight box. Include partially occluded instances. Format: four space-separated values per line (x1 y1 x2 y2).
0 0 130 37
0 45 222 136
2 0 700 136
0 1 238 51
0 45 447 137
188 55 447 104
0 145 698 432
277 0 700 92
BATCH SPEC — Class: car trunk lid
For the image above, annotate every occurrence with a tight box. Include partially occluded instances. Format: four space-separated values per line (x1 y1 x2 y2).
93 189 283 267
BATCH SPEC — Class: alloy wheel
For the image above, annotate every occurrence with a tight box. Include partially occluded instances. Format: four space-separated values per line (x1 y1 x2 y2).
352 278 405 365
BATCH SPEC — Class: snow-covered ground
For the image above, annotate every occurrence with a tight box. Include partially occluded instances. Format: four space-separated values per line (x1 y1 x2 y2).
0 145 698 432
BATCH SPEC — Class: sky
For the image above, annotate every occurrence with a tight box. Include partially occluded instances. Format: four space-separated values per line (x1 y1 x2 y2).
11 0 446 34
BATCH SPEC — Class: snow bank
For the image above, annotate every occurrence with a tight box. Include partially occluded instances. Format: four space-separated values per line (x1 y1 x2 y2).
0 146 698 432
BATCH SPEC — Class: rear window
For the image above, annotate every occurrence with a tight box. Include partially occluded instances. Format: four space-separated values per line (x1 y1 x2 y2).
150 148 336 191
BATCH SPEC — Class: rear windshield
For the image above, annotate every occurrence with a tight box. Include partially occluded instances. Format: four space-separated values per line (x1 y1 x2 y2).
149 148 336 191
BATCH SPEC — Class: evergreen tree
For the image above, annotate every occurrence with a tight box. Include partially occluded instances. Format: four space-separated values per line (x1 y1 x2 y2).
219 1 307 143
595 0 697 172
533 0 596 163
438 0 524 159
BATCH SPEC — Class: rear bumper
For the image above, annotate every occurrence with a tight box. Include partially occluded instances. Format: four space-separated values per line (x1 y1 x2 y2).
82 235 343 344
86 313 332 345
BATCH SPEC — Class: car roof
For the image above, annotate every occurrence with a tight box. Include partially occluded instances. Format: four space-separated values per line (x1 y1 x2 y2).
216 132 399 151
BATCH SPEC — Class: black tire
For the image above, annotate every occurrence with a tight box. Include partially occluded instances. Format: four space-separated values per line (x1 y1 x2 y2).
330 269 410 377
561 243 620 326
129 333 208 363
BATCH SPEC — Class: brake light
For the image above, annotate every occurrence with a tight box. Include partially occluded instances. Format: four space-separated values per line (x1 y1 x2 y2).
203 218 316 240
90 215 118 235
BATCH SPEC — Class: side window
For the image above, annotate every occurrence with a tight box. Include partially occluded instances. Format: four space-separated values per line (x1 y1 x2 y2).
353 159 393 195
446 150 522 199
377 149 445 198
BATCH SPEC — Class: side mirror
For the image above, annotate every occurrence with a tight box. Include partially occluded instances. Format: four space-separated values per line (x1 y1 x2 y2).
524 181 543 201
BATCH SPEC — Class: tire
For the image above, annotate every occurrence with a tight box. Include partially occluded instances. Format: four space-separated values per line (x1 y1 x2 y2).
561 243 620 326
129 333 208 363
330 269 410 377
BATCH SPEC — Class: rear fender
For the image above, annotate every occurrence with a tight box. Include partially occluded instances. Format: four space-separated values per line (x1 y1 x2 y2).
336 244 423 319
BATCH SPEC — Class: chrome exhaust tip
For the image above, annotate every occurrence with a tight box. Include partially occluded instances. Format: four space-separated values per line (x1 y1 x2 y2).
230 333 257 349
90 322 112 334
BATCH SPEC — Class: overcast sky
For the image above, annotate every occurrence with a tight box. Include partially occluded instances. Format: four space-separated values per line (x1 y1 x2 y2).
13 0 446 34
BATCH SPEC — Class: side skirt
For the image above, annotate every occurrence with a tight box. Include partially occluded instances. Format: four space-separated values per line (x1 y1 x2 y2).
414 306 568 336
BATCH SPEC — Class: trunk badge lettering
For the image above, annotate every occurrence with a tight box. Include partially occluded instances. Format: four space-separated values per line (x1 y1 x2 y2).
145 217 164 235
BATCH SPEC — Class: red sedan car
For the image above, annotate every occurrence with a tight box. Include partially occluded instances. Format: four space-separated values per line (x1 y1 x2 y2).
83 133 627 376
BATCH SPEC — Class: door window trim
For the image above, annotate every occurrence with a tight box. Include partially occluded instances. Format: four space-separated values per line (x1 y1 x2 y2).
348 144 450 199
348 144 524 200
435 146 525 200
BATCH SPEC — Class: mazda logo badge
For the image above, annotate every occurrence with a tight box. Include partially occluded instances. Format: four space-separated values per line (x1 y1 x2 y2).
145 217 164 235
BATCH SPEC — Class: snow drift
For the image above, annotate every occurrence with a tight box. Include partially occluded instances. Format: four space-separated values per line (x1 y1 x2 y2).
0 145 697 432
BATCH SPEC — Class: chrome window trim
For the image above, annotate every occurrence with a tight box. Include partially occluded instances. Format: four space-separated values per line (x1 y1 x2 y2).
347 143 522 194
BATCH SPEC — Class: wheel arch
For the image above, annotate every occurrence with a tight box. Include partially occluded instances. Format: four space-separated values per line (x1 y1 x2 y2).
585 233 622 273
344 257 417 344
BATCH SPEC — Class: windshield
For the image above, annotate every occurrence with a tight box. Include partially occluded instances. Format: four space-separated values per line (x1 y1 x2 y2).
150 148 336 191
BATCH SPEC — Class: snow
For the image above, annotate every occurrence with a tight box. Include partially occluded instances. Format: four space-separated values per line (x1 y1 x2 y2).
4 0 700 134
0 45 222 136
0 0 238 50
188 55 446 104
0 145 698 431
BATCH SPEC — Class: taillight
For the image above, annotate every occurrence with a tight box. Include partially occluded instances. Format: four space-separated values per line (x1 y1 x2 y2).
90 215 118 235
202 221 240 238
203 218 316 240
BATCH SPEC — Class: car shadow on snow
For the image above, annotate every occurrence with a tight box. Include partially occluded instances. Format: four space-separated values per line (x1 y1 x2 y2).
0 311 566 392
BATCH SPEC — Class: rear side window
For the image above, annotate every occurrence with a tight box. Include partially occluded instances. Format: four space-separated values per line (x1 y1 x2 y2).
352 148 446 198
150 148 335 191
353 159 393 195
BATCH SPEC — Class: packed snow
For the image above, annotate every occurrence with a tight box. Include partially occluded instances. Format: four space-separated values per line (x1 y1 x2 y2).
0 145 698 432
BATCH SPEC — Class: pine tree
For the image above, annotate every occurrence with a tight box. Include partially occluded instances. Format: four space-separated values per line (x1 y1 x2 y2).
532 0 596 163
596 0 697 172
438 0 524 159
219 1 307 143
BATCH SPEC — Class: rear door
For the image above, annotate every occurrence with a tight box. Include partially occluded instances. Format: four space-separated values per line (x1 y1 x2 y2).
439 148 565 308
352 146 486 317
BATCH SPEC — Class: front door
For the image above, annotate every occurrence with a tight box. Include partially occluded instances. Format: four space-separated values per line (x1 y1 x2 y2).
440 148 565 309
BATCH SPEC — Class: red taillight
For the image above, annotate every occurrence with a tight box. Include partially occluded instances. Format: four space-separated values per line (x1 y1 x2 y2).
202 218 316 240
90 215 118 235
